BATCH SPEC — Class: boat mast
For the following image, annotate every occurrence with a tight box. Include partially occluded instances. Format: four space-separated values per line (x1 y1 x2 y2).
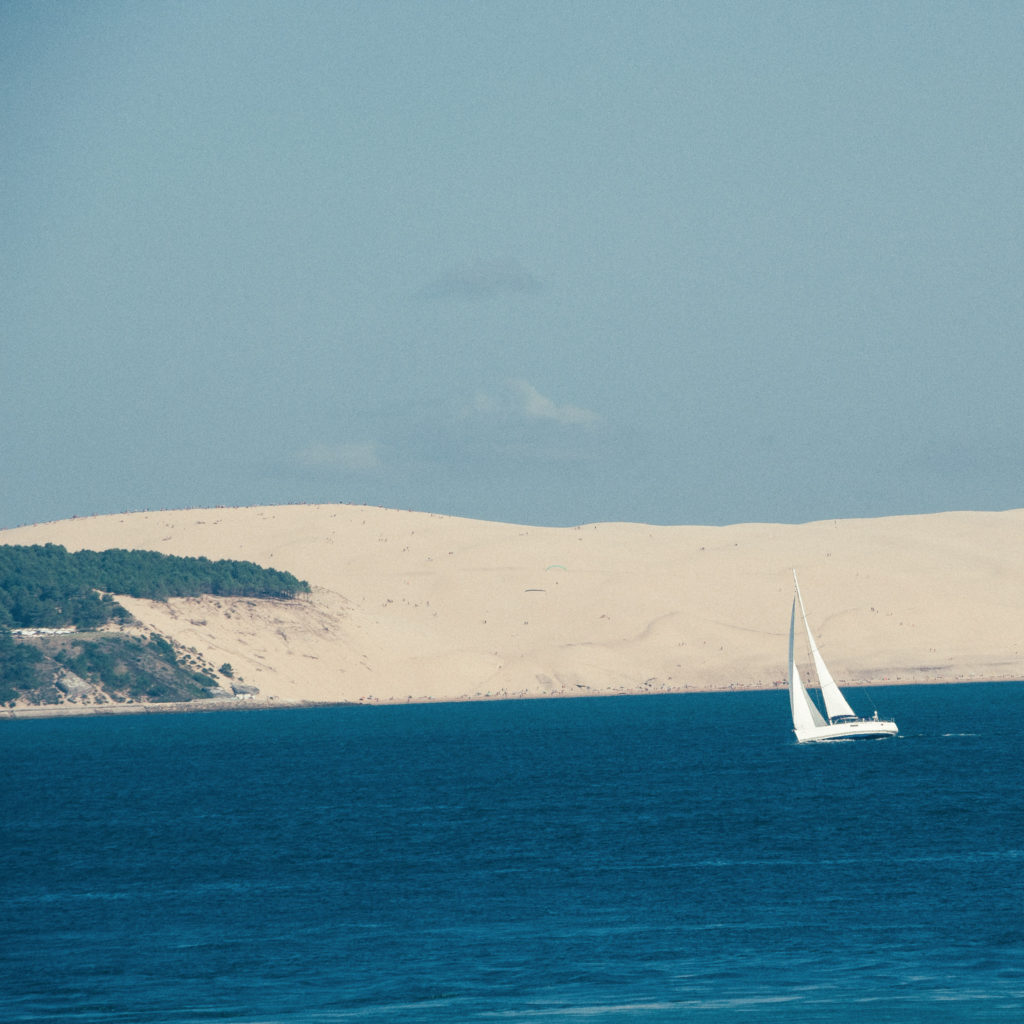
792 571 857 722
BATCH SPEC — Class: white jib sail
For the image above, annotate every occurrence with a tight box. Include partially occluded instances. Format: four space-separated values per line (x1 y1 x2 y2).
789 598 827 731
793 573 856 721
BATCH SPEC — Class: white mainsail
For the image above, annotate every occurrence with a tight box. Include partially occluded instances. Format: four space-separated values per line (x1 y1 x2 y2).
793 572 856 721
789 598 827 730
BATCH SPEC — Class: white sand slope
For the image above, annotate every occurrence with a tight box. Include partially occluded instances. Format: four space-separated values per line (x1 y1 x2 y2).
3 504 1024 706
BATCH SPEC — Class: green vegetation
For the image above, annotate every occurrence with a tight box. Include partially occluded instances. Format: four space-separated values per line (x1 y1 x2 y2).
0 543 311 706
0 543 309 630
56 633 219 701
0 630 225 706
0 628 47 702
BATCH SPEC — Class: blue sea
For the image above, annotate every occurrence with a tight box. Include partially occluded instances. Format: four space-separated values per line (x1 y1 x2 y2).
2 684 1022 1023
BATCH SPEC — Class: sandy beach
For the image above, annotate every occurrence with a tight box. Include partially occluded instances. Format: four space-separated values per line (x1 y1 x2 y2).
2 503 1024 715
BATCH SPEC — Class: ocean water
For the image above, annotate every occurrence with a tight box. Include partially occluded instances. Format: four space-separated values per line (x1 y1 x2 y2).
2 684 1022 1023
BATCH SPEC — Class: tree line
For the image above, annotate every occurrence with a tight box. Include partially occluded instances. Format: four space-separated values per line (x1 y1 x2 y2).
0 543 310 630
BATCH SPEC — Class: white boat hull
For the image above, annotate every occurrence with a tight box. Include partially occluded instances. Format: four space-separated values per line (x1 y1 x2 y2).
794 718 899 743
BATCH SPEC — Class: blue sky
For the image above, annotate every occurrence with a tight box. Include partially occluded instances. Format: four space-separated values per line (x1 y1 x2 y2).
3 1 1022 529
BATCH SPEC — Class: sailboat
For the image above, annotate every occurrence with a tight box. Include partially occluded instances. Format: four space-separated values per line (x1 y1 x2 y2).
788 571 898 742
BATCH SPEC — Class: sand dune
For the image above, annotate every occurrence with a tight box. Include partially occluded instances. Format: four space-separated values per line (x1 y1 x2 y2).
3 504 1024 708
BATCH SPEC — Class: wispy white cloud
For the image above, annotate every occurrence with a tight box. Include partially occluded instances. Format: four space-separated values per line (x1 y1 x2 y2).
295 442 381 472
420 258 541 301
471 380 599 427
510 379 598 426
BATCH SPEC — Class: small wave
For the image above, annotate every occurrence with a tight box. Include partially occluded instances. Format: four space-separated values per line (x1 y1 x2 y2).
475 990 812 1019
10 889 132 906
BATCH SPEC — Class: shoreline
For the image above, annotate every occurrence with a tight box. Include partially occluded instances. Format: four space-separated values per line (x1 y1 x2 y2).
3 674 1019 721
